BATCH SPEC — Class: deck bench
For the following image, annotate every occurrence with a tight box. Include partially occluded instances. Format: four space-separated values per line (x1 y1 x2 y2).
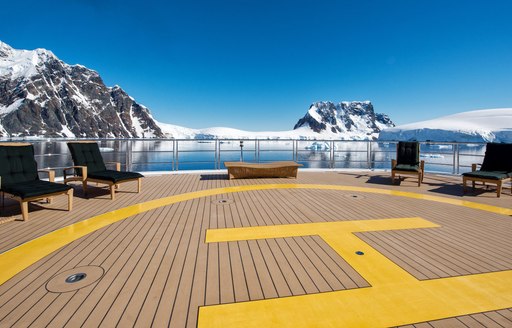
224 161 302 179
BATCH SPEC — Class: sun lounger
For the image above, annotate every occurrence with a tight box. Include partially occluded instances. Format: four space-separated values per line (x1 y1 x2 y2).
0 143 73 221
391 141 425 187
462 143 512 197
64 141 143 200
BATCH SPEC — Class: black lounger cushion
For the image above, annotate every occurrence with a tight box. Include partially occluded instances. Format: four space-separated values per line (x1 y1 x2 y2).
0 144 39 185
480 143 512 172
67 142 107 174
88 170 144 184
396 141 420 166
2 180 72 199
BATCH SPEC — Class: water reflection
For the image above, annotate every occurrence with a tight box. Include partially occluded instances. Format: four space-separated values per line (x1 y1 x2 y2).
27 140 487 176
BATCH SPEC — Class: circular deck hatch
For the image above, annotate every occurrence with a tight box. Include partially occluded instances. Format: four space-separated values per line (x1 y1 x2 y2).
46 266 104 293
212 198 234 205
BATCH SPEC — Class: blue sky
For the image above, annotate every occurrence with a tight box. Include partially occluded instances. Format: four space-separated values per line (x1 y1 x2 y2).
1 0 511 130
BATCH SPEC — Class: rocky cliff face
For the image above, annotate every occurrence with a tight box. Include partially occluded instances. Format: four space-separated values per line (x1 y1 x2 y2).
0 41 163 138
293 101 394 139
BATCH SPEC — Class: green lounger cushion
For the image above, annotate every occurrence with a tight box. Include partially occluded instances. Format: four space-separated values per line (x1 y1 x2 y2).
462 170 510 180
88 170 144 183
394 164 420 172
2 178 72 199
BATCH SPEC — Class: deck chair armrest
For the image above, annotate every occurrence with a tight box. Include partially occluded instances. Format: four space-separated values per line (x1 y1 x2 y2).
391 159 397 169
420 160 425 171
471 163 480 171
105 162 121 171
37 169 56 182
63 166 88 180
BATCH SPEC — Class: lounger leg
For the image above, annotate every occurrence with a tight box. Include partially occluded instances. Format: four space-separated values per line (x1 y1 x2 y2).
417 173 421 187
110 184 115 200
67 189 73 211
82 181 88 196
137 178 142 193
497 181 502 198
463 178 467 194
391 172 395 184
20 200 29 221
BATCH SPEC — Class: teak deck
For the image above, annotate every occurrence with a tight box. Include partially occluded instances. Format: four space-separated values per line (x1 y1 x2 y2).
0 171 511 327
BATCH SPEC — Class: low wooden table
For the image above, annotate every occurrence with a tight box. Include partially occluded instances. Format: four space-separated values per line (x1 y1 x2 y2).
224 161 303 180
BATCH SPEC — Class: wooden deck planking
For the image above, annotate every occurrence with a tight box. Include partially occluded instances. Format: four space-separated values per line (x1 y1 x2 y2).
274 238 319 294
1 172 512 327
68 209 174 326
255 239 293 298
265 238 305 295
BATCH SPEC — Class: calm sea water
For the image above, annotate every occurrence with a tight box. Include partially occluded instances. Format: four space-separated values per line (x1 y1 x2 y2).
29 140 487 176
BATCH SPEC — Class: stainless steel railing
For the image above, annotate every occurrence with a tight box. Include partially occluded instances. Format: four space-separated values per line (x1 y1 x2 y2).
7 138 487 176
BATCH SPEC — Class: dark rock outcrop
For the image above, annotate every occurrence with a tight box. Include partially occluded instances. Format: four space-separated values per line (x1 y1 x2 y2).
294 101 394 139
0 41 163 138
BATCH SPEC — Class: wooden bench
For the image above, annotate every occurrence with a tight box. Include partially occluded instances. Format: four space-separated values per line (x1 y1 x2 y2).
224 161 303 180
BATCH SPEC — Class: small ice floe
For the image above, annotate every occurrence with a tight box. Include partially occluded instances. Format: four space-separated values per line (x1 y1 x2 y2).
420 153 444 158
427 144 452 150
99 147 115 152
305 141 331 151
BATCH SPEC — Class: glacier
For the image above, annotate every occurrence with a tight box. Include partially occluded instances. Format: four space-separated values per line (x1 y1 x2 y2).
378 108 512 143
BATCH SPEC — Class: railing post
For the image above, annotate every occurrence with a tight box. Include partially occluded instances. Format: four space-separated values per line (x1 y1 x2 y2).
367 141 371 169
453 143 459 175
215 139 219 170
257 140 260 163
330 140 335 169
126 139 132 171
295 140 299 163
175 140 179 171
292 140 295 162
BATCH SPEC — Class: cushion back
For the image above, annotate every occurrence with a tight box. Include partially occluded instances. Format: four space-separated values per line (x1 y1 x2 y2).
396 141 420 166
67 142 107 174
0 143 39 185
481 143 512 172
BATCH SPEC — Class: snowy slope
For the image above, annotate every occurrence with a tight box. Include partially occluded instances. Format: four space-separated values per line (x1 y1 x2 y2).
156 121 336 139
379 108 512 142
157 101 395 140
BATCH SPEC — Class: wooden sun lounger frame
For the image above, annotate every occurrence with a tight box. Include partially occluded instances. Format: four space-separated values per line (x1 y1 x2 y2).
224 161 302 180
463 163 511 198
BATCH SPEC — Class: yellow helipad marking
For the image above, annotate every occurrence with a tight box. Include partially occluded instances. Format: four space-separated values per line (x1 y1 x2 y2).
200 218 512 328
0 183 510 288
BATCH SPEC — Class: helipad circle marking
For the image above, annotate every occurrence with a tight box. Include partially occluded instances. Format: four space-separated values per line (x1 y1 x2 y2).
0 183 510 285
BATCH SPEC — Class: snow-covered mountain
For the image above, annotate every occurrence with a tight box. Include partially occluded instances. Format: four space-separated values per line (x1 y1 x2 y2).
293 101 394 140
378 108 512 143
156 121 337 140
156 101 395 140
0 41 163 138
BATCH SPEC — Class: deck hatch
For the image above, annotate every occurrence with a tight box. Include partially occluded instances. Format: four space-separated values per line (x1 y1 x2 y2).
65 273 87 283
46 266 104 293
212 198 234 205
